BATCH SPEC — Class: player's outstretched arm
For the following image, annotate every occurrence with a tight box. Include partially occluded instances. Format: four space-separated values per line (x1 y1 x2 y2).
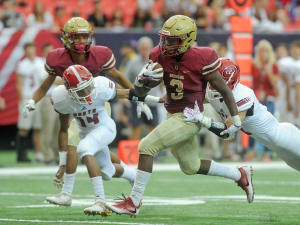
204 70 241 140
116 88 164 104
54 113 70 188
22 75 56 118
33 75 56 103
106 67 134 89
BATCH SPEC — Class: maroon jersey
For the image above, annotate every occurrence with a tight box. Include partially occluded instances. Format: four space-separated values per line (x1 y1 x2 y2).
149 46 221 113
45 46 116 77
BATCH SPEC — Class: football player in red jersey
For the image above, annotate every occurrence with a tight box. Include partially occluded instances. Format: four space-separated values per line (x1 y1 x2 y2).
106 15 254 216
21 17 151 208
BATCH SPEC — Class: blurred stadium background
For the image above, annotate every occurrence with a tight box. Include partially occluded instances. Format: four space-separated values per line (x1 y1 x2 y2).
1 0 300 224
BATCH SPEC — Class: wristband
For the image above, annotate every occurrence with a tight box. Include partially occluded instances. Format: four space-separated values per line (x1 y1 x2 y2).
59 151 67 166
29 99 35 105
200 116 212 128
232 115 242 127
129 89 146 102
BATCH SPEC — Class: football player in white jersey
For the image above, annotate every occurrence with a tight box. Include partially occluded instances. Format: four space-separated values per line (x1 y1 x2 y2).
48 64 163 216
184 58 300 172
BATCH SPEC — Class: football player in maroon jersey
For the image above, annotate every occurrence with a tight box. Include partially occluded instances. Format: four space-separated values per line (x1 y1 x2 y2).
21 17 151 208
106 15 254 216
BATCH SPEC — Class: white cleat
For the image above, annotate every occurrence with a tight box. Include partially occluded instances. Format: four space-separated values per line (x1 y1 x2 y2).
83 199 112 217
46 192 72 206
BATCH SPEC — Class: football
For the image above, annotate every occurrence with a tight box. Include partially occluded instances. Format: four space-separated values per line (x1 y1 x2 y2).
143 62 164 88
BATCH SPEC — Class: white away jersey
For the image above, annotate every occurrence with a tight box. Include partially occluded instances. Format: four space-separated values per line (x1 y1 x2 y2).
51 76 116 136
207 83 277 136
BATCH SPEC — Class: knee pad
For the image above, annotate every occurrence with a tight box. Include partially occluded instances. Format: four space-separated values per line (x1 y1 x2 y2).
101 164 116 181
138 137 158 156
77 139 96 159
178 160 199 175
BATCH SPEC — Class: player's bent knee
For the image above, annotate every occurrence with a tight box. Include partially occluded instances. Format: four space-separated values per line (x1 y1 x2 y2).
138 138 158 156
101 165 116 181
179 162 199 175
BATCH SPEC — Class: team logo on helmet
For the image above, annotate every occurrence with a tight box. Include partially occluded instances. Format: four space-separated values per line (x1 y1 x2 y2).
222 65 238 81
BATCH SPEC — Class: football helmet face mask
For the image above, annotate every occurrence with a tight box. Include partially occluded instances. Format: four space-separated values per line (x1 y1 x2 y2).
61 17 93 53
206 58 240 100
159 15 197 56
63 65 97 105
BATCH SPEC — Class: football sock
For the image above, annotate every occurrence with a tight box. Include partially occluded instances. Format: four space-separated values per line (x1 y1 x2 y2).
120 161 136 183
130 169 151 206
62 172 76 195
208 160 241 181
91 176 105 201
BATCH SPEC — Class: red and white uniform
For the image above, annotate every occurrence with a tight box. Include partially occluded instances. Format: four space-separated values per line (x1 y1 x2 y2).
207 83 300 171
51 76 117 179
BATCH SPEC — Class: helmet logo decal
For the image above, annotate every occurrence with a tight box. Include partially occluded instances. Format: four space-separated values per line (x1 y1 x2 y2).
222 65 237 84
161 30 170 35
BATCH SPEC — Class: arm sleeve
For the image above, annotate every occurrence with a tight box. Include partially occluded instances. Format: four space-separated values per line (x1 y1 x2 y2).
97 77 117 102
45 54 57 76
202 48 221 75
101 48 116 71
233 88 254 112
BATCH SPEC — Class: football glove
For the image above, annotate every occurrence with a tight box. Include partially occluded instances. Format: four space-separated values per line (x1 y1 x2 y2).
220 115 242 140
136 102 153 120
183 101 211 128
22 99 35 118
135 62 163 87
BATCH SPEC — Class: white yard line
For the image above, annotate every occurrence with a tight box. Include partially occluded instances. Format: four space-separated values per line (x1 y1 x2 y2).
0 218 169 225
0 162 294 176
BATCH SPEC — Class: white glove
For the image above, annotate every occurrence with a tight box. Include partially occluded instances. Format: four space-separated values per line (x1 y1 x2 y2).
22 99 35 118
220 115 242 140
135 62 163 87
183 101 211 128
136 102 153 120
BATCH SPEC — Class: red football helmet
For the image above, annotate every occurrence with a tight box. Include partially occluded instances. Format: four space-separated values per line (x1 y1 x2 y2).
63 65 97 105
206 58 240 100
218 58 240 90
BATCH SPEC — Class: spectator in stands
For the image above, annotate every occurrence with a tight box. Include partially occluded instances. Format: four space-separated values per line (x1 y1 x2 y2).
195 5 211 29
16 42 45 163
132 8 152 29
124 36 161 139
252 39 280 162
110 8 126 31
40 43 62 165
275 43 289 60
119 41 137 73
27 1 53 29
0 0 24 29
180 0 197 18
251 0 284 32
52 6 68 32
87 0 108 28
